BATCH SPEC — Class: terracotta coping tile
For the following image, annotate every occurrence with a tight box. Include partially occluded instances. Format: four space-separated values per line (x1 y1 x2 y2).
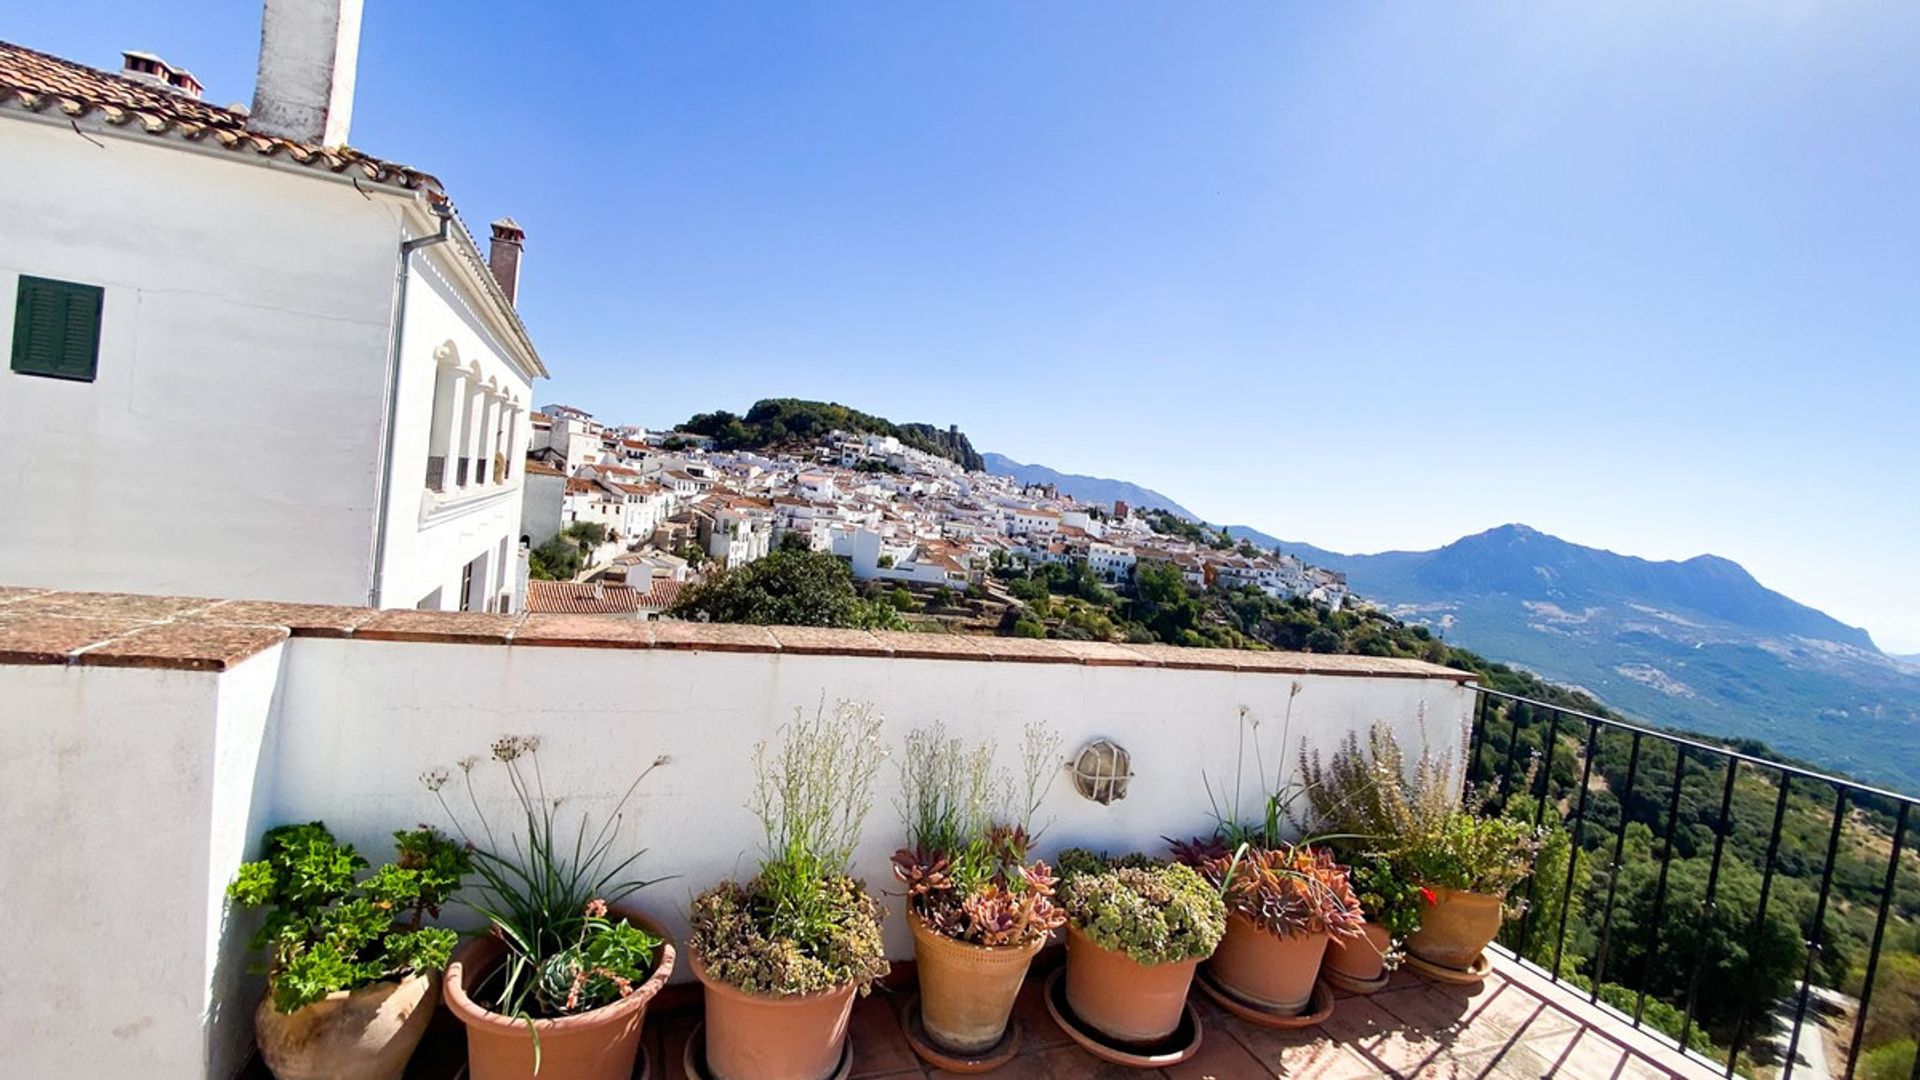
1047 640 1153 667
354 610 524 645
0 614 154 664
75 622 289 673
9 590 222 622
766 626 889 657
1117 642 1245 670
648 621 781 653
971 636 1081 664
512 614 656 650
201 599 380 638
865 630 994 661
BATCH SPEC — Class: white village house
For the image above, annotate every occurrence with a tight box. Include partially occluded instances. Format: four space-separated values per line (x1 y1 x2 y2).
0 0 547 612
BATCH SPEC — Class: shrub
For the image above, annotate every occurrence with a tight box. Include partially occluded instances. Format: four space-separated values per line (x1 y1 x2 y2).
891 721 1064 947
690 700 890 996
1861 1040 1917 1080
423 736 667 1018
228 822 469 1013
1344 851 1428 941
1396 808 1540 898
1057 852 1225 966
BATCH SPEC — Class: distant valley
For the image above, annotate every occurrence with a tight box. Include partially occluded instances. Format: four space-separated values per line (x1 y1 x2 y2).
988 455 1920 790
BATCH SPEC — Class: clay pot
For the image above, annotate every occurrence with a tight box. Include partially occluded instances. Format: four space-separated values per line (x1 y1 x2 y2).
1063 923 1204 1045
444 908 675 1080
255 972 437 1080
1205 912 1328 1014
1323 921 1393 984
909 910 1044 1054
691 947 858 1080
1406 888 1503 971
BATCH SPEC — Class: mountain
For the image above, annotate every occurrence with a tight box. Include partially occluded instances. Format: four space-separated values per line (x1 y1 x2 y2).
1262 524 1920 789
981 454 1197 518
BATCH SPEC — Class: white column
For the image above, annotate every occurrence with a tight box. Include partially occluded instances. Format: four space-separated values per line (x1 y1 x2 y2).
460 383 485 491
437 368 469 493
478 393 501 487
502 407 521 481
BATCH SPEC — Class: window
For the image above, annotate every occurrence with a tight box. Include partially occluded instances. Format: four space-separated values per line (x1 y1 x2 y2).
12 276 104 381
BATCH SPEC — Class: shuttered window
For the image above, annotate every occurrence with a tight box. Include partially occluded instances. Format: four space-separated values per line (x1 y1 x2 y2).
11 276 104 382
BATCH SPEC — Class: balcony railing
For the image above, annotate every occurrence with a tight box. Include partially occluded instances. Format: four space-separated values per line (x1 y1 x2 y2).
1465 686 1920 1080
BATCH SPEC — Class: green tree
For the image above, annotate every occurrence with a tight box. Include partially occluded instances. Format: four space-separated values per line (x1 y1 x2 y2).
670 550 900 629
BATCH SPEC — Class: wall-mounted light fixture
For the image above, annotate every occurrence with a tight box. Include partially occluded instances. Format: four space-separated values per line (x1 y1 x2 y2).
1069 738 1133 804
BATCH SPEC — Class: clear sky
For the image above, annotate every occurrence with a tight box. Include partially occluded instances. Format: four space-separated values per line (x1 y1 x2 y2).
15 2 1920 650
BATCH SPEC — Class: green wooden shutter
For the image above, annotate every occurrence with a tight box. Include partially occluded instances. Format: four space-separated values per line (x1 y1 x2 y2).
11 275 104 381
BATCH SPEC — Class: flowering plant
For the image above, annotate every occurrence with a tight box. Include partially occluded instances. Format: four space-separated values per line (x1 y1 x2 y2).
1344 851 1428 951
424 735 668 1018
690 700 891 996
890 721 1065 947
228 822 469 1013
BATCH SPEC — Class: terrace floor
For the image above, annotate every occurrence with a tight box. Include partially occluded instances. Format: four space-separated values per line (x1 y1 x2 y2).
272 949 1722 1080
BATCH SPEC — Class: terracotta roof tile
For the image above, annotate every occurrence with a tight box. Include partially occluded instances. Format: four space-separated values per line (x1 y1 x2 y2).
0 40 439 193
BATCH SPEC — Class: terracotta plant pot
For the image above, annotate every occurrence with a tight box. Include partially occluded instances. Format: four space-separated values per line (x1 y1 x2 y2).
1063 923 1203 1045
444 908 675 1080
1406 888 1503 971
1205 912 1328 1014
1323 921 1392 984
255 972 438 1080
691 947 858 1080
909 910 1044 1054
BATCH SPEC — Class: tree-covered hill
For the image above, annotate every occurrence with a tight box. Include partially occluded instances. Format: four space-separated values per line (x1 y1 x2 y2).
676 398 984 470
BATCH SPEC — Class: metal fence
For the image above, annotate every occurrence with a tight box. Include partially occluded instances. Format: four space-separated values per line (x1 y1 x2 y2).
1464 686 1919 1080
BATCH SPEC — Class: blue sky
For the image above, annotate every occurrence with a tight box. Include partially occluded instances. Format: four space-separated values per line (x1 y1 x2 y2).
15 3 1920 651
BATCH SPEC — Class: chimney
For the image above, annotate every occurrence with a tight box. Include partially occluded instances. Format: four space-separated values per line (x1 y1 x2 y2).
488 218 525 305
121 51 204 99
249 0 363 147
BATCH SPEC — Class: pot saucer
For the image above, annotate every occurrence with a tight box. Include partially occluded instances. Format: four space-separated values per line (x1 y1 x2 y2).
1193 967 1336 1029
1041 968 1202 1069
1403 951 1493 985
899 993 1021 1073
1321 967 1392 995
682 1021 852 1080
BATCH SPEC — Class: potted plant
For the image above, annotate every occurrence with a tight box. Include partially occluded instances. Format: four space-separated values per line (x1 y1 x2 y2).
428 736 676 1080
1397 806 1539 972
1173 697 1365 1014
891 721 1063 1058
1322 852 1427 986
1055 850 1225 1043
688 700 891 1080
227 822 469 1080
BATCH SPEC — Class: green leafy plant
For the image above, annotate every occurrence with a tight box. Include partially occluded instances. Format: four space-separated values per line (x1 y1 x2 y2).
1296 719 1459 849
228 822 469 1013
690 700 891 996
890 721 1065 947
424 736 668 1019
1396 805 1540 898
1056 851 1225 966
1343 851 1428 951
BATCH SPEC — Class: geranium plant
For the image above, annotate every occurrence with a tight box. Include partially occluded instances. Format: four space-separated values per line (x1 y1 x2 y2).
228 822 469 1013
424 735 668 1018
1056 850 1225 966
890 721 1065 947
689 700 891 995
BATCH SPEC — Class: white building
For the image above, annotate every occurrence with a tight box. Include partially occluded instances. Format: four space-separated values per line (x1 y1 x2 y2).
0 8 547 612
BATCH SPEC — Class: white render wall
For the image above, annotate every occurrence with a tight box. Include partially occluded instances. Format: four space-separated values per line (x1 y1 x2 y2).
0 119 399 604
0 636 1470 1079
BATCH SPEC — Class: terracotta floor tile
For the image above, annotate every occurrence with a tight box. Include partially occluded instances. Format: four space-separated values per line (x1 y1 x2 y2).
1012 980 1074 1050
1373 987 1510 1055
1029 1044 1155 1079
849 991 923 1078
1161 1024 1272 1079
1220 1020 1381 1080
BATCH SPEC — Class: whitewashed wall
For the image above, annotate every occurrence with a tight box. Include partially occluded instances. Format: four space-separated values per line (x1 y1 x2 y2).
0 119 398 604
269 640 1473 956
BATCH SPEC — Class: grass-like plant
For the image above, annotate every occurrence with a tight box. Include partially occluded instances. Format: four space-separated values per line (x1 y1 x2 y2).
1056 850 1225 966
891 720 1065 946
424 736 669 1019
228 822 469 1013
690 700 891 995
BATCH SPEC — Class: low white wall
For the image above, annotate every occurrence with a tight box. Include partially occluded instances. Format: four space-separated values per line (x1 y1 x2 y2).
269 640 1472 957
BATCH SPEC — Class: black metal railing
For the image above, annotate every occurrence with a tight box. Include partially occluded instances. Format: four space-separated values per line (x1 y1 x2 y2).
1464 686 1920 1080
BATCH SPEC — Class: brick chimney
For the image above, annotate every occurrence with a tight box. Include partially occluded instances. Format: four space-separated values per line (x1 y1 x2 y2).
489 218 525 305
248 0 363 147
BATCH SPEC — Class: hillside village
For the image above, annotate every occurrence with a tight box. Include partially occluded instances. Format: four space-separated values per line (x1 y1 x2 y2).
519 403 1352 619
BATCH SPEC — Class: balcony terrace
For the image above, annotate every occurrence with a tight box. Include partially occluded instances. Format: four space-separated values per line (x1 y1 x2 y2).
1 586 1908 1079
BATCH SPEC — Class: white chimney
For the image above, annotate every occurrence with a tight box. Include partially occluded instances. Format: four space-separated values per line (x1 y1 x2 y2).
248 0 363 148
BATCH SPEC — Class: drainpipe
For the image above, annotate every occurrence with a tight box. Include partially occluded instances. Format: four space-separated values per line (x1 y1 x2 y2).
367 201 453 607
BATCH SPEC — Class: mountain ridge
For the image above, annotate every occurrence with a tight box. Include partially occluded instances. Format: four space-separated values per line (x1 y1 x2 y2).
981 453 1197 519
